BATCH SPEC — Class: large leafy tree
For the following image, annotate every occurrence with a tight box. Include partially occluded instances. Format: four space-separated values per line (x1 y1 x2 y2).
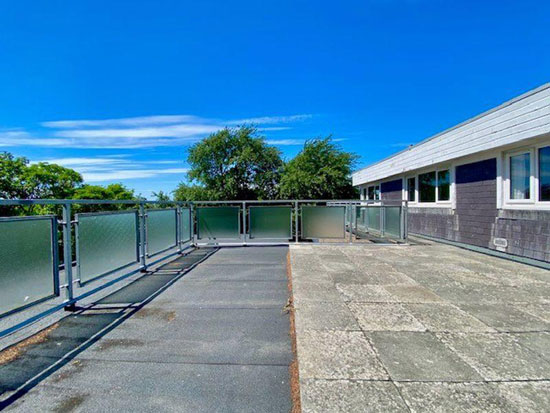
279 137 358 199
181 126 283 200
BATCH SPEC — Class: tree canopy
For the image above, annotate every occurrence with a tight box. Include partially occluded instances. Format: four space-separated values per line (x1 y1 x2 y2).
182 126 283 200
278 137 358 199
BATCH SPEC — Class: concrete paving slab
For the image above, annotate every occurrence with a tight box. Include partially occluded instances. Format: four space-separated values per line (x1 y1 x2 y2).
495 381 550 412
457 303 550 332
437 332 550 380
297 330 388 380
347 303 426 332
509 332 550 362
294 302 360 332
203 246 288 265
383 284 444 303
396 382 515 413
367 331 482 381
293 281 343 306
404 303 495 332
336 284 397 303
300 379 409 413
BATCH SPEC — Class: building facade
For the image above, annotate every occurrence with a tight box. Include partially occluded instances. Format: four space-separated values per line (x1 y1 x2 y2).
352 84 550 263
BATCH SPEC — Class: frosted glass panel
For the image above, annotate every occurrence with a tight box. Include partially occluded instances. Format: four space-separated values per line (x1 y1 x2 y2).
180 208 191 242
367 207 381 231
197 207 240 240
147 209 177 255
249 206 292 239
356 207 366 231
0 217 57 316
384 206 401 238
77 211 138 284
301 206 345 239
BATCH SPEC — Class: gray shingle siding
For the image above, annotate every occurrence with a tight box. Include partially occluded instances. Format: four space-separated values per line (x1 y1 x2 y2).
399 158 550 263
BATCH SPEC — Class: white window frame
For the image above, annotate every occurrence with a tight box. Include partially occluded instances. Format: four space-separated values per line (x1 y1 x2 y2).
366 184 380 201
405 176 417 204
413 167 453 207
503 143 550 210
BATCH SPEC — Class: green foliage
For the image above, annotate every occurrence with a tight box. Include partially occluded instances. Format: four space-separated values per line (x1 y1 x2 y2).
73 183 138 213
279 137 359 199
173 184 214 201
185 126 283 200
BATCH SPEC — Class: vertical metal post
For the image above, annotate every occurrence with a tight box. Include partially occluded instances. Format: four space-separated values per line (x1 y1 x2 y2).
348 201 353 243
139 203 147 272
190 203 196 246
380 204 385 237
294 201 299 243
242 201 247 245
403 201 409 241
62 203 74 307
176 206 182 253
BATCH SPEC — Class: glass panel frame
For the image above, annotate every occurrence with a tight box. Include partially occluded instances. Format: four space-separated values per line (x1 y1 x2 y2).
197 206 241 240
510 152 531 200
248 206 292 240
76 210 139 285
384 206 402 238
367 206 381 232
0 215 59 317
180 207 192 243
146 208 178 256
301 206 346 239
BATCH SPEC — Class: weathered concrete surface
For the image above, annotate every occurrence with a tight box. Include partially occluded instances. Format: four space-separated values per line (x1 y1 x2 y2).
291 242 550 412
1 247 293 413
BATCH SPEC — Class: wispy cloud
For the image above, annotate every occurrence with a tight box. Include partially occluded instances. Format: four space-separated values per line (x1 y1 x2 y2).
265 139 304 146
228 114 312 125
82 168 189 182
1 113 314 149
41 115 205 129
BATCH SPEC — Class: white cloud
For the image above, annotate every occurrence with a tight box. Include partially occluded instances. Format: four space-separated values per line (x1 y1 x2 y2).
54 124 220 139
266 139 304 146
42 115 205 129
228 114 312 125
82 168 188 182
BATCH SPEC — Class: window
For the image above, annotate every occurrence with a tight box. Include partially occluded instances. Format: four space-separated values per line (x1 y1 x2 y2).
407 177 415 202
510 152 531 200
419 171 436 202
540 146 550 201
437 170 450 201
367 185 380 200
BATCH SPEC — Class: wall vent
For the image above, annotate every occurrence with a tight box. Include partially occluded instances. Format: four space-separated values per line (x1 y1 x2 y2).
493 237 508 248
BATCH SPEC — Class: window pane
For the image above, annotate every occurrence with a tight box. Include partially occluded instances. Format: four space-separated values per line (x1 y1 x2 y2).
437 170 450 201
419 172 436 202
374 185 380 200
368 186 374 200
407 177 415 202
510 153 531 200
540 146 550 201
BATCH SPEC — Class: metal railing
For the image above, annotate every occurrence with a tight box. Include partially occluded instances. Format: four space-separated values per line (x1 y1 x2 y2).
0 198 407 339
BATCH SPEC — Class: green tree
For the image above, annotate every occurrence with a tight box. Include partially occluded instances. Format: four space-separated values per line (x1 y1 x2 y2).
184 126 283 200
0 152 27 199
279 137 358 199
73 183 137 212
173 184 214 201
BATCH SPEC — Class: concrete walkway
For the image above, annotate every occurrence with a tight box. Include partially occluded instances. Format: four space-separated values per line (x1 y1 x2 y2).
290 242 550 412
1 247 292 412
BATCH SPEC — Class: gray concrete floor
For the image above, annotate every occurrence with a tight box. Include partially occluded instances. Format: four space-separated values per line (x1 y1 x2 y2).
1 247 293 412
290 242 550 413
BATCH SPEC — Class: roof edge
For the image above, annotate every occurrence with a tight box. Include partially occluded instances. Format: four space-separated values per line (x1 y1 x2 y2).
352 82 550 176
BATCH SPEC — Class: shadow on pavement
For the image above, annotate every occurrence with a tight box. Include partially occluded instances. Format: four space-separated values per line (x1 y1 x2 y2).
0 247 217 409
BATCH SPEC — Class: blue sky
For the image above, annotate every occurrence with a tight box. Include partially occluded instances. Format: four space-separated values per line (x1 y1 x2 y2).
0 1 549 199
